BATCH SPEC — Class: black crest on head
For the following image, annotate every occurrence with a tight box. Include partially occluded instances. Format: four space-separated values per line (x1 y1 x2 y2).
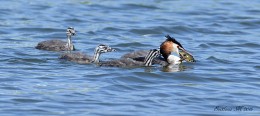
165 35 183 48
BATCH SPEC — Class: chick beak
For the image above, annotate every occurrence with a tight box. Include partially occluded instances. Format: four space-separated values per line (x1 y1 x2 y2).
71 31 76 36
108 48 116 52
111 48 116 52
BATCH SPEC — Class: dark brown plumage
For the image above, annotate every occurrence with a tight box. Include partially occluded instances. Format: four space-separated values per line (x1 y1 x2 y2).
36 27 76 51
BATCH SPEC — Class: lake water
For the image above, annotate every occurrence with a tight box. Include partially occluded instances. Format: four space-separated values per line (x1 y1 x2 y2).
0 0 260 116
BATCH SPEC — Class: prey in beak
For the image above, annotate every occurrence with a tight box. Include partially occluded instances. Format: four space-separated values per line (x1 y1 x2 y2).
178 46 196 62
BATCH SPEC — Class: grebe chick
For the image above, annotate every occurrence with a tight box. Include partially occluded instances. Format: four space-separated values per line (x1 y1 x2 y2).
121 49 169 66
98 49 160 67
59 44 116 64
36 27 76 51
160 35 195 66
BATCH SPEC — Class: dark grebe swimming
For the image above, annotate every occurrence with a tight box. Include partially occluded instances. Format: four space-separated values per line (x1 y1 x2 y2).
98 49 160 67
36 27 76 51
59 44 116 64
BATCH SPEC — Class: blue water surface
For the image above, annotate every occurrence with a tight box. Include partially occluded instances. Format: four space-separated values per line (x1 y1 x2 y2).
0 0 260 116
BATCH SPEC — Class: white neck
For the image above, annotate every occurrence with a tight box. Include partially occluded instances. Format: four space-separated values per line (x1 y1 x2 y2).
67 35 73 50
92 49 101 63
167 55 181 66
172 43 179 55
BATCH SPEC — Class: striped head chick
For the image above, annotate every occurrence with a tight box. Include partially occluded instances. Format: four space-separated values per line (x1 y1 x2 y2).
143 49 161 66
92 44 116 63
66 27 76 51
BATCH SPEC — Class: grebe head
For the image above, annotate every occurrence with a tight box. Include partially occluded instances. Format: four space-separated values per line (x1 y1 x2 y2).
160 35 195 63
66 27 76 36
144 49 160 66
160 35 183 62
66 27 76 51
92 44 116 63
95 44 116 53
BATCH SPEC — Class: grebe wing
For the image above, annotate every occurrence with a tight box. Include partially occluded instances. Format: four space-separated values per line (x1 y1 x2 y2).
99 58 143 67
121 50 149 59
36 40 68 51
59 52 92 64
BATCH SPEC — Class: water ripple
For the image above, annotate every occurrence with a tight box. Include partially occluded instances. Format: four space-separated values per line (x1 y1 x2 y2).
206 56 233 64
122 3 160 10
11 98 43 103
207 42 260 48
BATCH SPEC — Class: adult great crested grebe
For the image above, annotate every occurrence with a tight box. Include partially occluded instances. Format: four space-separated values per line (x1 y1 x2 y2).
98 49 160 67
59 44 116 64
36 27 76 51
160 35 195 66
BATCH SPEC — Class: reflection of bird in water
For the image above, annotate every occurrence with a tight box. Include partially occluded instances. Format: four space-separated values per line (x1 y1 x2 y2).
161 65 185 72
59 44 116 64
36 27 76 51
98 49 160 67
